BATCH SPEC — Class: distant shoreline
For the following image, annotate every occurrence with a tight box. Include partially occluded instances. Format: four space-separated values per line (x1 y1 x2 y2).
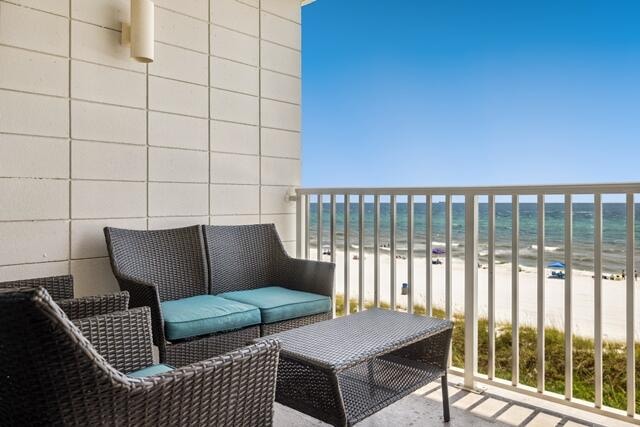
312 242 632 279
307 245 640 342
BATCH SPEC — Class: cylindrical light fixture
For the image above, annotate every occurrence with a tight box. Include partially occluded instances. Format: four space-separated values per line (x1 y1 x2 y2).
122 0 154 63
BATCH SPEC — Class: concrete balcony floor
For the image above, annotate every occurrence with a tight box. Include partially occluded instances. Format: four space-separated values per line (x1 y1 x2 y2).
274 373 637 427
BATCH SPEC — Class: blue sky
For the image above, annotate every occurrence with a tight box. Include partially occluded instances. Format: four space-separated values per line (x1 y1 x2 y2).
300 0 640 188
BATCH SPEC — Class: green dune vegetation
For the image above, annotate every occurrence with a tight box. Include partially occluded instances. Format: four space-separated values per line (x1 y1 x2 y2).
335 295 640 413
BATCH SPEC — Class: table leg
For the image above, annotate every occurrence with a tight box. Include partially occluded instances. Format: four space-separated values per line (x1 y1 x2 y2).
441 374 450 422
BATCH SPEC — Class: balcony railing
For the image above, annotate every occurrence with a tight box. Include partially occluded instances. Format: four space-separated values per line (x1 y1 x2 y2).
295 183 640 423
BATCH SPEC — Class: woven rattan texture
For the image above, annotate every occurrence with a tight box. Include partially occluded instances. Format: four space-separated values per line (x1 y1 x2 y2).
264 308 453 371
104 225 210 361
204 224 289 294
261 312 332 336
105 224 335 363
203 224 335 298
261 309 453 426
73 306 154 374
104 225 208 302
0 287 281 426
58 291 130 319
0 274 74 300
165 326 260 368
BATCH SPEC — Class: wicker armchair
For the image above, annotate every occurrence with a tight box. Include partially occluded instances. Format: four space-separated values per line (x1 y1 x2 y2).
203 224 335 335
104 225 260 366
0 274 129 320
0 287 281 426
0 274 74 299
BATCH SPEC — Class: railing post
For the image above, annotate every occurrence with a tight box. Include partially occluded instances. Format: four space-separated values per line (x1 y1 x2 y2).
407 195 414 313
564 194 573 400
305 195 311 258
512 195 520 386
425 195 433 316
317 194 323 261
626 192 635 416
594 193 603 408
390 195 397 310
374 195 380 307
445 195 452 319
330 194 337 318
487 194 496 380
464 194 479 390
536 194 545 393
296 191 303 258
344 194 351 315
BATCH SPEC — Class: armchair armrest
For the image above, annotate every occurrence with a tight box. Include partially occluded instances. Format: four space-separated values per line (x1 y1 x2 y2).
0 274 74 300
74 306 154 374
123 339 281 425
57 291 129 320
279 257 335 298
115 275 166 356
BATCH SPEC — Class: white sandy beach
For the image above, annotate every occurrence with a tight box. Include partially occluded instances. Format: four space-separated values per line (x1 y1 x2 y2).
310 248 640 342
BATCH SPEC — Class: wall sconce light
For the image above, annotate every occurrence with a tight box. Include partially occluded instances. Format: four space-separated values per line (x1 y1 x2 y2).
121 0 155 63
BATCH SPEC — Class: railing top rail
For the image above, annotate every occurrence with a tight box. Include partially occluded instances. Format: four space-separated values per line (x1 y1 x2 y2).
296 182 640 196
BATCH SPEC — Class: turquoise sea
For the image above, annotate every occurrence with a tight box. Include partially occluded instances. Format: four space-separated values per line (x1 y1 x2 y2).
308 202 640 273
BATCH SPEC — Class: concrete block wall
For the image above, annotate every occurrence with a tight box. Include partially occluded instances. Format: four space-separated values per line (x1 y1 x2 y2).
0 0 302 295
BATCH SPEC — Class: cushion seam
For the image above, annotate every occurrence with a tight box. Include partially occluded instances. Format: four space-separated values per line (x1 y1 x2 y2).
220 292 330 310
259 299 331 311
263 308 330 323
163 308 261 325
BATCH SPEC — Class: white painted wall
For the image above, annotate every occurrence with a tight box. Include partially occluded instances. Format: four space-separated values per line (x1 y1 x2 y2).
0 0 302 295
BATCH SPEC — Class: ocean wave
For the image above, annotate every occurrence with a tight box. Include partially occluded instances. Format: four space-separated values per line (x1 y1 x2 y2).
530 244 560 252
432 241 461 247
479 249 512 257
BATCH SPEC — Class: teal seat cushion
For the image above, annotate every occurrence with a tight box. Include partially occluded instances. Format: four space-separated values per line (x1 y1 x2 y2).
161 295 261 341
128 364 174 378
218 286 331 324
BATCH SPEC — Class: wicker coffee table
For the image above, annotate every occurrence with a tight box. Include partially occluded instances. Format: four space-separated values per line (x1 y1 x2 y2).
258 308 453 426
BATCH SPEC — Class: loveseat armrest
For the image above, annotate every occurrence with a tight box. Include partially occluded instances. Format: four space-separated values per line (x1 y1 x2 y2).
279 257 335 299
57 291 129 320
116 275 167 356
74 306 154 374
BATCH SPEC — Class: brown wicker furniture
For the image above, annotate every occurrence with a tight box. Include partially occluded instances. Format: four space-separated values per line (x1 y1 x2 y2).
0 274 130 319
0 274 74 299
203 224 335 335
0 287 281 426
104 224 335 367
257 308 453 427
104 225 238 366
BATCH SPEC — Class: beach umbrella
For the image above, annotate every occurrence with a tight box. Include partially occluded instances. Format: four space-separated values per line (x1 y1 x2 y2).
547 261 565 269
432 247 445 255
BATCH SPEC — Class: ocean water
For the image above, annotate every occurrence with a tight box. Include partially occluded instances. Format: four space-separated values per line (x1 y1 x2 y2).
308 202 640 273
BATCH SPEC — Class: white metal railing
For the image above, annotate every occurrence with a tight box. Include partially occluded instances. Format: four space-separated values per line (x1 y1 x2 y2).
295 183 640 423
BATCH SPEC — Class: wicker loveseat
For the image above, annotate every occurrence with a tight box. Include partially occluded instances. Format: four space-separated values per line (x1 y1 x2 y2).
0 287 280 426
105 224 335 366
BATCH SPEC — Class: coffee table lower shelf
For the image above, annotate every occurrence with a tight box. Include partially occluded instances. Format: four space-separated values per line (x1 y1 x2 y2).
276 353 449 426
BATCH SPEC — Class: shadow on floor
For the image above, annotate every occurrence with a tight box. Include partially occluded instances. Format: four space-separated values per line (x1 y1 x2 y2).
274 381 606 426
